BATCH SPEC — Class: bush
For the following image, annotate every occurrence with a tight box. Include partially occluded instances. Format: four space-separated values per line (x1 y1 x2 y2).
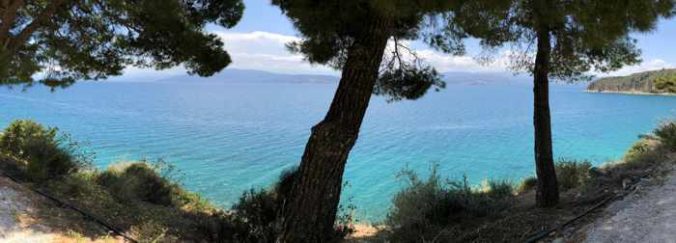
517 176 537 193
226 167 296 241
0 120 91 182
130 220 172 243
386 167 514 241
96 162 178 206
226 167 353 241
625 139 654 162
0 120 57 157
654 121 676 151
555 159 592 191
229 188 280 242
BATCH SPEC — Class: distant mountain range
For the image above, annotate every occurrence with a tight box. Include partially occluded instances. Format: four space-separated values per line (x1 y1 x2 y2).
587 69 676 95
155 68 531 85
441 71 530 85
158 69 339 84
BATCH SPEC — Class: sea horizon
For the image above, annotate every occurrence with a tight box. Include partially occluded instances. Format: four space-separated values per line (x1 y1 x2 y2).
2 74 674 221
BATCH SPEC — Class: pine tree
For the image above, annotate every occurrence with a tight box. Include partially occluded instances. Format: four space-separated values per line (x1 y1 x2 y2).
0 0 244 88
432 0 675 206
272 0 461 241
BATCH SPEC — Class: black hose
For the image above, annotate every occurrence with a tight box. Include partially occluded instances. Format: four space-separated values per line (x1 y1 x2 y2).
524 181 641 243
1 172 138 243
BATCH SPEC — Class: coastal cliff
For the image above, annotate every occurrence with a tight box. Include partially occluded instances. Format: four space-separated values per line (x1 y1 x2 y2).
587 69 676 95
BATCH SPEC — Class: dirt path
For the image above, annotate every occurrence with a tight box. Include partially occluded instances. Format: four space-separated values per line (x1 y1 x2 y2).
0 176 58 242
583 165 676 243
0 176 121 243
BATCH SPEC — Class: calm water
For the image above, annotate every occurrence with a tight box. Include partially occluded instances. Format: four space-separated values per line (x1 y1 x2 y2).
1 80 675 221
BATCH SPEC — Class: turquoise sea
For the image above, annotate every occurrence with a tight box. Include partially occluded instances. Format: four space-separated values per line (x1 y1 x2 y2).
1 79 675 221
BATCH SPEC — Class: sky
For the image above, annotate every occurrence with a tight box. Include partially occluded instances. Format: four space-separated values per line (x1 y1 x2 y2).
123 0 676 80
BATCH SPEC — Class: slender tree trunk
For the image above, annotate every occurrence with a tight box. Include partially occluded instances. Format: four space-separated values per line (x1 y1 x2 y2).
278 17 391 242
533 29 559 207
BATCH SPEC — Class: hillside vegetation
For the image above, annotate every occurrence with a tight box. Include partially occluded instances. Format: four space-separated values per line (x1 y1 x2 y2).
0 120 353 242
587 69 676 94
1 119 674 242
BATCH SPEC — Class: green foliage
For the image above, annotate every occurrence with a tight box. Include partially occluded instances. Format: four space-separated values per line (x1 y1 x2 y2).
374 65 445 102
625 139 654 162
0 0 244 87
0 120 91 182
224 167 353 241
130 220 171 243
272 0 461 101
229 188 280 242
435 0 674 81
654 75 676 93
96 162 180 206
555 159 592 191
517 176 538 193
588 69 676 93
386 167 514 241
41 161 223 242
0 120 57 157
654 121 676 150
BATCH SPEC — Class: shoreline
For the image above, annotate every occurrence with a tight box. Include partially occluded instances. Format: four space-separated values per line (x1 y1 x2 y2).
585 89 676 96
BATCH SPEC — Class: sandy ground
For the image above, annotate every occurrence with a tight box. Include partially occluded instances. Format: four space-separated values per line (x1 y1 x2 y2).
583 165 676 243
0 177 58 242
0 176 121 243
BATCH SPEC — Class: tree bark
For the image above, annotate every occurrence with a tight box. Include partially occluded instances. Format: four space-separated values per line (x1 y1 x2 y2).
533 28 559 207
278 17 391 242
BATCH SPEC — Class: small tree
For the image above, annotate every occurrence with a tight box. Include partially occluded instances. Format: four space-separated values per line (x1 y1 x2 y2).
272 0 462 241
0 0 244 88
432 0 674 206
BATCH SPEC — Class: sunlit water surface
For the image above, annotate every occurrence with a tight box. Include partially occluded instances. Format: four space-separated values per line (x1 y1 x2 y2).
1 80 674 221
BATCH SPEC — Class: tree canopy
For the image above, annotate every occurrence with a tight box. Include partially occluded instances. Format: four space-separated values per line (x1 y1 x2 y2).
274 0 463 101
432 0 675 81
271 0 470 241
0 0 244 88
429 0 675 207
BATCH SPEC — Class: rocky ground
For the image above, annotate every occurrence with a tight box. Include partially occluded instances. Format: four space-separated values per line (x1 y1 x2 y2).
581 164 676 243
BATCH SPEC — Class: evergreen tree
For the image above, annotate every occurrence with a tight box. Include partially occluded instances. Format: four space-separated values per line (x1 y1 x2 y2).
272 0 461 241
432 0 674 206
0 0 244 88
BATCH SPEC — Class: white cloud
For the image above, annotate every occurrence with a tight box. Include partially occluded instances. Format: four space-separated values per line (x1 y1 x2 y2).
416 49 512 73
120 30 672 79
216 31 516 75
215 31 336 74
600 59 674 77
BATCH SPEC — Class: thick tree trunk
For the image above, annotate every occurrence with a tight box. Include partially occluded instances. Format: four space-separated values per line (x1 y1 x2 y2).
533 29 559 207
278 17 391 242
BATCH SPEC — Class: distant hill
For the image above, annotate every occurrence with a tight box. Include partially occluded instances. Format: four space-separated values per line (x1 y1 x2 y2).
155 69 531 85
587 69 676 94
158 69 339 84
441 71 530 85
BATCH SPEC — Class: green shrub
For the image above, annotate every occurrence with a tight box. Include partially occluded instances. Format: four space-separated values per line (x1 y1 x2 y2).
483 179 514 199
654 76 676 93
386 167 514 241
0 120 57 157
517 176 537 193
0 120 91 182
625 139 654 162
226 167 296 241
130 220 172 243
96 162 177 206
654 121 676 151
225 167 353 241
555 159 592 191
230 188 280 242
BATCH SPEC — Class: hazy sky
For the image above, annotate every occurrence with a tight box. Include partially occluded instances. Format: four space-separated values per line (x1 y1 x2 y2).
123 0 676 79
